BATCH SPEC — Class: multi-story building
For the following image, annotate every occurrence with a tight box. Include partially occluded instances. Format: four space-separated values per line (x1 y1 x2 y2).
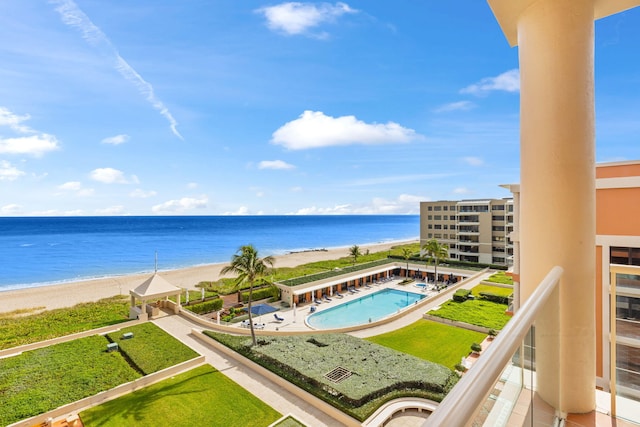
419 198 514 266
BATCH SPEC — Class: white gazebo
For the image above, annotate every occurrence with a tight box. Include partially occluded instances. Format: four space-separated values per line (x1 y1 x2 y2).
129 273 182 320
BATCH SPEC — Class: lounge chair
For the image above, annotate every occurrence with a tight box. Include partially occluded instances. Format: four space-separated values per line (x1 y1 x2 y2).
348 287 356 294
240 320 250 328
323 295 332 302
335 292 344 298
253 322 265 330
314 298 322 304
364 283 372 289
310 306 316 313
274 313 284 322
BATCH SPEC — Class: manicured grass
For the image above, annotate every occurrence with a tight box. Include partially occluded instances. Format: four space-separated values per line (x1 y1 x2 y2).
0 335 140 426
205 332 457 421
366 319 487 370
273 416 307 427
0 296 130 350
81 365 281 427
471 284 514 297
105 322 199 375
429 299 511 330
485 271 513 285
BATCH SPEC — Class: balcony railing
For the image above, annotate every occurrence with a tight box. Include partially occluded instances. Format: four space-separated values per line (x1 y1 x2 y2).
425 266 563 426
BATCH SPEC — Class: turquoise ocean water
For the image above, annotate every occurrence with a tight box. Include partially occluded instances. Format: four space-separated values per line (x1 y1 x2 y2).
0 215 418 291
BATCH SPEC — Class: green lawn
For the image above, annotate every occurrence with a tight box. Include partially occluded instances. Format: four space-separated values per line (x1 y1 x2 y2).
81 365 281 427
471 284 514 297
428 299 511 330
485 271 514 285
0 335 140 426
366 319 486 369
0 296 130 350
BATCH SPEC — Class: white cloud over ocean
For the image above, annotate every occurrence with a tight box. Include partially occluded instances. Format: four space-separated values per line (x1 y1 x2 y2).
272 110 423 150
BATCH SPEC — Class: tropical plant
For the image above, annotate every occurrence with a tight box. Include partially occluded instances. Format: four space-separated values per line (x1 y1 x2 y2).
422 238 449 283
471 342 482 353
401 247 413 277
220 245 275 346
348 245 362 266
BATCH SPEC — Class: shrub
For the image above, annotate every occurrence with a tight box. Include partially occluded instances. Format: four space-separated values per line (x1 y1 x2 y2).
452 289 471 302
488 329 498 337
479 292 510 305
185 298 223 315
241 286 279 303
454 363 467 373
471 342 482 353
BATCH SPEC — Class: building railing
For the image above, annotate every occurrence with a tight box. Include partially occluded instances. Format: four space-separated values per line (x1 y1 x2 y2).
424 266 563 426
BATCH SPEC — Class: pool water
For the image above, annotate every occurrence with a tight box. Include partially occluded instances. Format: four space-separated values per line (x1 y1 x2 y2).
306 288 425 329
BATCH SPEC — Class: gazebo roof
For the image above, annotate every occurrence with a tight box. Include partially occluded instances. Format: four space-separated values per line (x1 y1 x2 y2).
130 273 182 300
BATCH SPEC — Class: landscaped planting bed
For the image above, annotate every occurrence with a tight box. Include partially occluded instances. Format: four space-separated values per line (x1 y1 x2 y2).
204 332 457 421
105 322 199 375
471 284 514 297
0 335 140 426
0 296 130 350
0 322 200 425
428 299 511 330
80 365 281 427
366 319 487 369
484 271 513 285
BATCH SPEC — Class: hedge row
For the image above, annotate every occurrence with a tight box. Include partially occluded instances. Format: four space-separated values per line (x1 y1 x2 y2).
241 287 278 303
185 298 224 315
479 292 510 305
453 289 471 302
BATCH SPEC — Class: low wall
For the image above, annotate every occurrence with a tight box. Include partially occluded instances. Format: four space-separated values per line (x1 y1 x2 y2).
190 329 361 427
422 314 492 334
179 269 489 337
478 281 514 289
0 318 143 359
9 356 206 427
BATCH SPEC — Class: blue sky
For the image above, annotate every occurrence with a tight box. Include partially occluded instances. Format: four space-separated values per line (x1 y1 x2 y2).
1 1 639 216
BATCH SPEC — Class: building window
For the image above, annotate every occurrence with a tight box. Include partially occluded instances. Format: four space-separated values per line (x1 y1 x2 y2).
492 205 505 211
450 205 456 211
434 233 442 239
492 225 505 232
428 224 432 229
434 215 441 220
443 215 448 220
611 247 640 266
434 224 442 230
428 206 432 211
428 215 432 220
444 225 448 230
443 206 448 211
492 215 505 221
428 233 432 238
434 206 442 211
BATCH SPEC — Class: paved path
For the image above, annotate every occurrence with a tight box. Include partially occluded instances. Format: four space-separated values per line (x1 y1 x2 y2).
152 314 343 427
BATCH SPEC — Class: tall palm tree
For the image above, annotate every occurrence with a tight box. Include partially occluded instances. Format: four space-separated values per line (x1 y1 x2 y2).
422 239 449 285
401 247 413 277
348 245 362 266
220 245 275 346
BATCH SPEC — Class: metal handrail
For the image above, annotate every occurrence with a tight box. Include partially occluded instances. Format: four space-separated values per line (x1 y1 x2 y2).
424 266 564 427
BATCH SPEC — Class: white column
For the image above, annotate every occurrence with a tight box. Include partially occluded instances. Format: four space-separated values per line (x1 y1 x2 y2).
518 0 596 413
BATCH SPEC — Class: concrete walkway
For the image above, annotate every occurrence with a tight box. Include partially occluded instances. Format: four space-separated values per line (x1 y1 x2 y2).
151 314 344 427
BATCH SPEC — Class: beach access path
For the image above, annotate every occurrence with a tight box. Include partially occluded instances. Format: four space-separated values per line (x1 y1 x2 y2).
0 240 416 314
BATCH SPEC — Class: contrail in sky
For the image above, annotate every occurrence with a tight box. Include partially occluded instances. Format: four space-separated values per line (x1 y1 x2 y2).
50 0 183 140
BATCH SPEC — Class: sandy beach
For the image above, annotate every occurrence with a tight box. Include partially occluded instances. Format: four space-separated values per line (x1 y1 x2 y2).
0 240 417 314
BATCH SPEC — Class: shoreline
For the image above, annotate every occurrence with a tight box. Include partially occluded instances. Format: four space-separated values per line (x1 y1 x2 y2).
0 239 417 314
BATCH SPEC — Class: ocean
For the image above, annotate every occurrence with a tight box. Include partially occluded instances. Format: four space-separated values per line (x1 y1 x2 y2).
0 215 419 291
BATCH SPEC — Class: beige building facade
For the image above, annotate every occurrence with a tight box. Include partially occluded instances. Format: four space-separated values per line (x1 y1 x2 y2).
419 198 514 266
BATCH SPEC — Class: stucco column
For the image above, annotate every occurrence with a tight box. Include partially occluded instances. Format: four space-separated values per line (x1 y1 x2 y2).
518 0 596 413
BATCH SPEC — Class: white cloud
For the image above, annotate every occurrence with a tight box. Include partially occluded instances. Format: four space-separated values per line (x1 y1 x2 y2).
90 167 128 184
463 156 484 166
51 0 182 139
258 160 296 170
453 187 471 194
0 134 60 157
187 182 198 189
0 161 26 181
292 193 424 215
460 69 520 95
95 205 125 215
256 2 356 36
272 110 423 150
101 134 130 145
1 203 23 215
152 196 208 213
0 107 34 133
222 206 250 216
433 101 475 113
130 189 157 198
58 181 82 191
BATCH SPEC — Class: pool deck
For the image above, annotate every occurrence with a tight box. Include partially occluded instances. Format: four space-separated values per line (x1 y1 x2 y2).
231 272 492 337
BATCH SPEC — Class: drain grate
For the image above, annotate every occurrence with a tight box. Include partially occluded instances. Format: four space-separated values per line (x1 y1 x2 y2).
324 366 352 383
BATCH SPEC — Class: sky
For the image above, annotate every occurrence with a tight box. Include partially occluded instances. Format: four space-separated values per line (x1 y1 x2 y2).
1 1 639 216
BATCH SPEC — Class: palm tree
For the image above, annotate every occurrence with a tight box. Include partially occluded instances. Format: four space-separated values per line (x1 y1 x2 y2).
422 238 449 285
220 245 275 346
401 247 413 277
348 245 362 266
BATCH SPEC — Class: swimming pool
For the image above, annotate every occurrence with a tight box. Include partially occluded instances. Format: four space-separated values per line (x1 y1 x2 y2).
306 288 425 329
